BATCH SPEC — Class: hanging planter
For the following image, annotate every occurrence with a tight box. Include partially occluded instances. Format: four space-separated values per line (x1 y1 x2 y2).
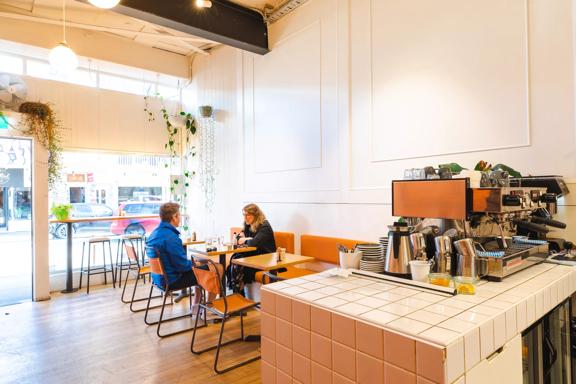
18 102 63 190
199 105 213 118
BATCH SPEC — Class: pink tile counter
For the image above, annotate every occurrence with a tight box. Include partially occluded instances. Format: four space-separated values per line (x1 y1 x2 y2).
260 263 576 383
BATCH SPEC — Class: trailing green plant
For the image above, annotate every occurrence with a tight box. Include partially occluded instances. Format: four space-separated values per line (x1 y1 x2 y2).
143 92 198 230
51 203 72 220
18 102 63 190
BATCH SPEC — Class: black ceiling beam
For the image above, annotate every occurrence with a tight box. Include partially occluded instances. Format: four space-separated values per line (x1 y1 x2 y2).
77 0 269 55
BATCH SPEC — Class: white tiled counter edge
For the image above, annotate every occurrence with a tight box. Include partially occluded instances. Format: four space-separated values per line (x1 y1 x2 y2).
262 263 576 382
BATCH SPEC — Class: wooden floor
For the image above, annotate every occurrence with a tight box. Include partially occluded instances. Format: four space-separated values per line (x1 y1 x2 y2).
0 282 262 384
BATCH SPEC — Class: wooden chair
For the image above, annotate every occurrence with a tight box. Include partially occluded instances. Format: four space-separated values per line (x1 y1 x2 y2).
143 246 206 338
190 256 260 374
120 239 161 312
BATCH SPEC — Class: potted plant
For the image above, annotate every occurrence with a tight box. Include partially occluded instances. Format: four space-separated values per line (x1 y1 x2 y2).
51 204 72 220
199 105 213 118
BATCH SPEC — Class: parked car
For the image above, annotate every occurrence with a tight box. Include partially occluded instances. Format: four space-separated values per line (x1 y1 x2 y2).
50 203 114 239
109 201 162 236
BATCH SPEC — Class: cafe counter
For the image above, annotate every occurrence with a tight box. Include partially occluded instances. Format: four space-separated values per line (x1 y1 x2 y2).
260 263 576 383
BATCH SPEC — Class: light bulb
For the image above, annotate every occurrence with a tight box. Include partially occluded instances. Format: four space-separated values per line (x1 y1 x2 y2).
195 0 212 8
88 0 120 8
49 42 79 75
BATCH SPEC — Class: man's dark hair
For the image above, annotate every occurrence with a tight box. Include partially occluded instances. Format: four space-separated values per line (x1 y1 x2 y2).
159 202 180 222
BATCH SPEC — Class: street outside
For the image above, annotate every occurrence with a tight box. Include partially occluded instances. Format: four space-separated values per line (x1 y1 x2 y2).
0 227 114 307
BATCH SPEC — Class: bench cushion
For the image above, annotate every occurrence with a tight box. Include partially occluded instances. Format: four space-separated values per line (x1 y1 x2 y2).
300 235 364 264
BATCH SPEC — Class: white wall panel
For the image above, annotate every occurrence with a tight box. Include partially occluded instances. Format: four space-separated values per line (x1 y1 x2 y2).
242 0 340 195
370 0 529 161
253 21 322 173
350 0 576 194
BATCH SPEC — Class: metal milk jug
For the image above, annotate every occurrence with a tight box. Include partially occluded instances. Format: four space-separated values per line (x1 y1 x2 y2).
384 222 413 277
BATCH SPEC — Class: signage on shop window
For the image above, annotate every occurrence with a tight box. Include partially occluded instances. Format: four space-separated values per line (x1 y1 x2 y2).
67 173 86 182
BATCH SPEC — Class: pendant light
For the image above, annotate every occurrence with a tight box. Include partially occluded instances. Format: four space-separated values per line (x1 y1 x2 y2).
195 0 213 8
88 0 120 9
49 0 78 75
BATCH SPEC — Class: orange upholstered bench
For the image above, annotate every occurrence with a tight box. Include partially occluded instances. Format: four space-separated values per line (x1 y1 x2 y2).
271 234 367 281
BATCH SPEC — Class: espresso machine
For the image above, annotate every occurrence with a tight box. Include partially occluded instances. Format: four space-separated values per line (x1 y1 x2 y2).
390 177 569 281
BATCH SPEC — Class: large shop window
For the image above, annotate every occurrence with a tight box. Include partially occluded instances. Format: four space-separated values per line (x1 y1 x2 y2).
48 151 176 274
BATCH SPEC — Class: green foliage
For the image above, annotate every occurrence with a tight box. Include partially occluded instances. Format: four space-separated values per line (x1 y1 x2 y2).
51 204 72 220
438 162 466 173
18 102 63 190
143 92 198 205
492 163 522 178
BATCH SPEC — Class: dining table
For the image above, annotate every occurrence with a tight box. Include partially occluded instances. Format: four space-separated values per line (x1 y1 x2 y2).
50 214 158 293
231 252 314 272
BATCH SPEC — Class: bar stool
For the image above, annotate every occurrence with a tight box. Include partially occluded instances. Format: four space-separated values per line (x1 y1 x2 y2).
79 236 115 294
115 234 145 288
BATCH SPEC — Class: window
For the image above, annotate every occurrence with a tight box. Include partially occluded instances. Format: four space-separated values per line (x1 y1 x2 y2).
140 204 159 214
48 151 171 274
99 73 149 96
0 39 188 99
123 204 143 214
91 205 113 216
0 53 23 74
26 60 97 87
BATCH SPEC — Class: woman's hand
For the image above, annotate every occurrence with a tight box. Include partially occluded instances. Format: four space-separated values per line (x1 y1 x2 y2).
238 237 247 245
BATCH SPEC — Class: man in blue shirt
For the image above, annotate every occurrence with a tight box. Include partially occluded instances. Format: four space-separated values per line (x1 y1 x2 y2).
146 202 200 304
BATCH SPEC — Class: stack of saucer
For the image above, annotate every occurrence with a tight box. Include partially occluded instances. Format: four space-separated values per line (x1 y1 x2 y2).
379 236 389 259
357 243 384 273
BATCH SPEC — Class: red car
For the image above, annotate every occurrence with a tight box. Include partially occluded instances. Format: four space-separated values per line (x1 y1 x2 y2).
110 201 162 236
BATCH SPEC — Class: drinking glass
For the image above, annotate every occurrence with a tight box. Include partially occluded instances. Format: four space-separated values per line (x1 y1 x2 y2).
404 168 414 180
413 168 426 180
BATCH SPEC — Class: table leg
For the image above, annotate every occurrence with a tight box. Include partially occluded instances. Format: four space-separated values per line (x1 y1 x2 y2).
61 222 78 293
219 253 227 290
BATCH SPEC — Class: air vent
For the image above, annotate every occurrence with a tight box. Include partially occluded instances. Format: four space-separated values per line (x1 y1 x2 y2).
266 0 311 24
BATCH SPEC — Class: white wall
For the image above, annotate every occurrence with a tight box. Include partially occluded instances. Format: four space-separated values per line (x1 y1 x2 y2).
189 0 576 246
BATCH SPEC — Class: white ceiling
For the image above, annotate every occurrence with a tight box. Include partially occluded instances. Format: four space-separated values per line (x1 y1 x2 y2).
0 0 286 57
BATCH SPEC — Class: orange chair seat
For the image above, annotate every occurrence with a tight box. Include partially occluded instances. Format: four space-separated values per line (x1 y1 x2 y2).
139 265 151 274
209 293 257 315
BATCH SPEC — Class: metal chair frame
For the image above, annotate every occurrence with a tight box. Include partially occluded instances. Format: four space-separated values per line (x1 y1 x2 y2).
79 237 116 294
120 239 162 312
143 246 206 338
190 256 261 374
115 234 146 287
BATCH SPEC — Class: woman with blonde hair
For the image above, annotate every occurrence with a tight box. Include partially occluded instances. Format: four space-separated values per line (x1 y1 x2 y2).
228 203 276 294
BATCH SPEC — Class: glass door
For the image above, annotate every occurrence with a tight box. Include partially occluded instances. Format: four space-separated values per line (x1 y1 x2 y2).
0 138 32 306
